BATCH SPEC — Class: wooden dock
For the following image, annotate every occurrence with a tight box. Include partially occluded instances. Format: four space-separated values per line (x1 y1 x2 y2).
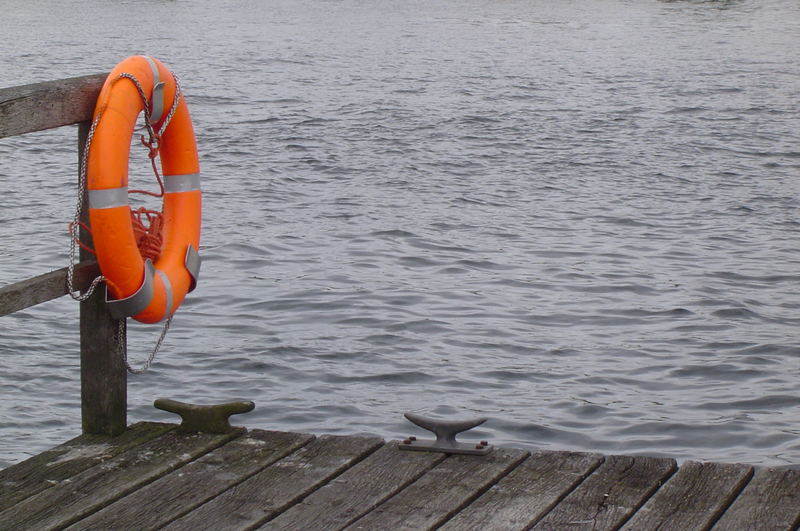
1 422 798 530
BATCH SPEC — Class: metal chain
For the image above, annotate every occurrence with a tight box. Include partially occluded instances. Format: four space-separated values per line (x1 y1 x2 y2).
160 71 183 136
67 111 105 302
119 70 183 142
122 316 172 374
68 69 184 374
118 73 161 152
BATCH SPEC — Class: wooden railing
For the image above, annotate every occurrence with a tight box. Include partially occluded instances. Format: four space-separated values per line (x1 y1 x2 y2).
0 74 128 436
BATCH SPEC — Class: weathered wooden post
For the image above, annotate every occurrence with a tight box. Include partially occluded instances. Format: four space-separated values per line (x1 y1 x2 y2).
78 119 128 436
1 74 126 435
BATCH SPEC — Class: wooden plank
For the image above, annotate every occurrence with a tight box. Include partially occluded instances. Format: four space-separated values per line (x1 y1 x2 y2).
698 466 800 531
0 422 173 512
621 460 753 530
713 467 800 530
0 74 104 138
77 119 127 436
258 441 448 530
713 467 800 531
533 454 677 530
0 428 239 530
66 429 315 530
341 448 530 531
0 260 100 316
165 434 385 531
439 450 604 530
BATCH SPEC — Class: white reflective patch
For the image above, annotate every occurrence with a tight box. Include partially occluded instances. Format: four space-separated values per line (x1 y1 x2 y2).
143 56 165 123
164 173 201 193
106 260 155 319
185 244 201 292
89 187 128 209
156 269 173 319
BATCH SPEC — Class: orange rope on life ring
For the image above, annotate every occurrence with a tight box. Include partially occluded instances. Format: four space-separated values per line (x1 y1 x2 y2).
87 55 201 324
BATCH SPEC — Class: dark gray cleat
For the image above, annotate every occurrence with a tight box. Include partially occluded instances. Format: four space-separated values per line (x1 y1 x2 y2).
154 398 255 434
399 412 493 455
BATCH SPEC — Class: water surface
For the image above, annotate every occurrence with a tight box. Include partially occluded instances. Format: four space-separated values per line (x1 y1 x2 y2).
1 0 799 468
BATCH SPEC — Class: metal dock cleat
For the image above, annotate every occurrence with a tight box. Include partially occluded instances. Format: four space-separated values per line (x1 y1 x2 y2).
154 398 255 434
399 412 493 455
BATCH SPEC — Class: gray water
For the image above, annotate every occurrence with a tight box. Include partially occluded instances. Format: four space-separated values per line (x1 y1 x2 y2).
1 0 799 469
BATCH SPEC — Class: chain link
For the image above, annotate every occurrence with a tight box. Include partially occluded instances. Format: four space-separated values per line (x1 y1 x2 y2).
123 316 172 374
67 112 106 302
119 70 183 141
67 69 184 374
160 71 183 135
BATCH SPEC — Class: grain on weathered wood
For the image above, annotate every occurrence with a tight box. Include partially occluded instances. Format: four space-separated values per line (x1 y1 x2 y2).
77 120 127 436
532 454 677 530
3 424 800 530
166 434 385 531
713 466 800 531
0 428 239 530
342 448 530 531
79 303 127 436
439 450 604 530
0 74 105 139
0 422 173 512
0 260 100 316
260 441 448 530
67 429 314 530
621 460 753 530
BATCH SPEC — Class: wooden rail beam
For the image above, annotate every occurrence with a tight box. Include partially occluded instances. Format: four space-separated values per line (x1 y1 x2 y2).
0 74 105 138
0 261 100 317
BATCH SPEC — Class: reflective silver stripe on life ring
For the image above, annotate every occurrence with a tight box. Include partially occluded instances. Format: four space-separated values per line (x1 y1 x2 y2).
143 55 166 124
185 245 201 293
164 173 201 193
88 187 128 209
106 259 155 319
155 268 174 320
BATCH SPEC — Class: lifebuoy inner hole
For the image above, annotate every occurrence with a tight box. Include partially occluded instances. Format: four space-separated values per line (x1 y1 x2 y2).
128 111 166 262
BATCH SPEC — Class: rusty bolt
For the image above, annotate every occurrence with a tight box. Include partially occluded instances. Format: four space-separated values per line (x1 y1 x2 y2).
480 441 489 446
403 438 413 445
409 436 417 441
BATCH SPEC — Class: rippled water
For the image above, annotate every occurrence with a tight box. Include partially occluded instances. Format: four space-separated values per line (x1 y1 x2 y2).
1 0 799 469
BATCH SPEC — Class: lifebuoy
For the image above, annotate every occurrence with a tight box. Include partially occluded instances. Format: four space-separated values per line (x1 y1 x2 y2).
86 56 201 324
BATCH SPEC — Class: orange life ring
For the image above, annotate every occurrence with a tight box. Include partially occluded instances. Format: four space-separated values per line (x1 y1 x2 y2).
87 56 201 324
